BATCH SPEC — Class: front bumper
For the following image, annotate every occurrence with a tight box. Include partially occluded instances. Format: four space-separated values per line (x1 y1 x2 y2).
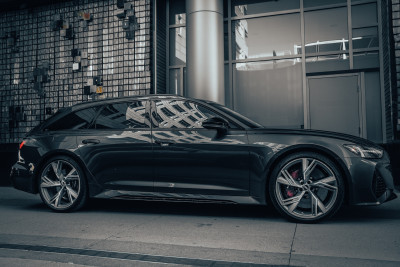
10 162 37 194
348 156 397 205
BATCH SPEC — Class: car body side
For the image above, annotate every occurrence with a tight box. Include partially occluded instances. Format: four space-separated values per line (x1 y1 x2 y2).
10 96 396 208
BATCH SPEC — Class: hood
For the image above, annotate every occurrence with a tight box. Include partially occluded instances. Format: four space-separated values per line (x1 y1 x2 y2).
247 128 380 147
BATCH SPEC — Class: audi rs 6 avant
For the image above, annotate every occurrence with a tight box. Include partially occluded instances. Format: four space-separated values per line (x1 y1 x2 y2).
10 95 397 223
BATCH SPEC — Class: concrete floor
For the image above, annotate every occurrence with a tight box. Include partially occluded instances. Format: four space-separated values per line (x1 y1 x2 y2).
0 187 399 267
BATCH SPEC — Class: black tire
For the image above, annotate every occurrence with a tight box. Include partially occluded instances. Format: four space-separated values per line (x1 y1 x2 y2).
38 155 88 212
268 152 344 223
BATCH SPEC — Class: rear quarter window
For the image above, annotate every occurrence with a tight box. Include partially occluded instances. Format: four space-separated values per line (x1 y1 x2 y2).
44 107 98 131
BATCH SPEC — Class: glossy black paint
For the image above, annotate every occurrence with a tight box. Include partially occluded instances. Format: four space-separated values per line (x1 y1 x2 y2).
10 95 397 207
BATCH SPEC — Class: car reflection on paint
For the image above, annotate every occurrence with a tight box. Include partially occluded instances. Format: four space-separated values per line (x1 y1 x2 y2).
10 95 397 223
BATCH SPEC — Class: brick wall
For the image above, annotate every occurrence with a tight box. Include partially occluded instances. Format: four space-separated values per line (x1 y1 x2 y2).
0 0 152 144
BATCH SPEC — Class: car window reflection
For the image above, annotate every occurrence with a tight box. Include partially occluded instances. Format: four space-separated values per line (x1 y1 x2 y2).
95 101 150 129
153 99 229 129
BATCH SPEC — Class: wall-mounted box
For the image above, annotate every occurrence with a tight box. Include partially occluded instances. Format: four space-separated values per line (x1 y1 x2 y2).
126 31 134 40
126 9 135 18
71 49 80 57
117 0 125 9
124 3 132 10
72 62 80 71
122 20 129 29
116 12 126 19
93 76 102 86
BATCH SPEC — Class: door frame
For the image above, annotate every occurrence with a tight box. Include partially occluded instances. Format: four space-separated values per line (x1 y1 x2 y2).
305 73 367 138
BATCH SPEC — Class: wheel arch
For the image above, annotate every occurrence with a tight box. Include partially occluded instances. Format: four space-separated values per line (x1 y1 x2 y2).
32 150 93 195
264 144 352 205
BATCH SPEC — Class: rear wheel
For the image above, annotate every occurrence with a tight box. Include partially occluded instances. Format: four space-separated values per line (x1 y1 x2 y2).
38 156 87 212
269 152 344 223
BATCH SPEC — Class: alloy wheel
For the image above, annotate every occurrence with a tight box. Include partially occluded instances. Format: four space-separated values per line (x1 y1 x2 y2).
40 159 81 210
275 157 339 220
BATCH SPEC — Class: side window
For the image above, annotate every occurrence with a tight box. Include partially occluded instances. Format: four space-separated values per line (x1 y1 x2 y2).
94 101 150 129
154 99 235 129
45 107 97 131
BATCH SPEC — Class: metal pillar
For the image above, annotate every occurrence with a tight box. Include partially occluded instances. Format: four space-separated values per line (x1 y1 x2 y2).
186 0 224 104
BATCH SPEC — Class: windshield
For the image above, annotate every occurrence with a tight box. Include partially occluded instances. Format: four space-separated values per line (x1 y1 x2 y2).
207 102 263 129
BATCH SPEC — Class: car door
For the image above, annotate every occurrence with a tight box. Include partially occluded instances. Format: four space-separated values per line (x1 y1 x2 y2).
76 100 154 192
151 98 250 197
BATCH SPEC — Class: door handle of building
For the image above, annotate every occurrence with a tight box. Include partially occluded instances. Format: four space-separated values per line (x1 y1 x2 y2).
82 139 100 145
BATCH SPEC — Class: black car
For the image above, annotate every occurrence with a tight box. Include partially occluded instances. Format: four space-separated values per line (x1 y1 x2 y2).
10 95 397 222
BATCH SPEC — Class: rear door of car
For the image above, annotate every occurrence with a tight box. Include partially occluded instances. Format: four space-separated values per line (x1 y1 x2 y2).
75 99 154 192
150 98 250 197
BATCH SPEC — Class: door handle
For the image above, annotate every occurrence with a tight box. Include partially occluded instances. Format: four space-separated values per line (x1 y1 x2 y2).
154 139 174 147
82 139 100 145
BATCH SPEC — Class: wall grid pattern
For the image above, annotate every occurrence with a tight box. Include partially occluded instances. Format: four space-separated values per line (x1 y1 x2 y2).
0 0 152 144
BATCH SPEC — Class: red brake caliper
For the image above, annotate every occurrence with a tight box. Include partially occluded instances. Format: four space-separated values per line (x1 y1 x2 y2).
286 170 299 197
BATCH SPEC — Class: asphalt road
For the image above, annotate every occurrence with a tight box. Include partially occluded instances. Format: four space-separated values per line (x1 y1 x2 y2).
0 187 399 267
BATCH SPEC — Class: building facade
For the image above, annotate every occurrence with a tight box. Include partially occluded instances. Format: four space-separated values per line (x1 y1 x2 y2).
0 0 399 146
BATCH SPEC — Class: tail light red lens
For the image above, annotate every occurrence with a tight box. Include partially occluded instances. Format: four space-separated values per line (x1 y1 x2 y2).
19 140 26 150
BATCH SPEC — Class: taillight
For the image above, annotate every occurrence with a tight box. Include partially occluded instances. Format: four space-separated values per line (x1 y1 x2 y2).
19 140 26 150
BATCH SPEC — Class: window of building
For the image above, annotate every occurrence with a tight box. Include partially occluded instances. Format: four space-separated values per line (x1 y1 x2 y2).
231 0 300 17
304 7 348 54
304 0 346 9
94 101 150 129
169 27 186 66
233 59 303 128
352 3 378 50
232 13 301 60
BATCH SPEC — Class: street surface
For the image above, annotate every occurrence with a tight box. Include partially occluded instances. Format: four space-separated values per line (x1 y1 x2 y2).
0 187 399 266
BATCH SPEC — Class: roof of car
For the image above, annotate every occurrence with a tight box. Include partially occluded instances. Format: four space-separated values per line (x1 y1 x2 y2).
68 94 212 112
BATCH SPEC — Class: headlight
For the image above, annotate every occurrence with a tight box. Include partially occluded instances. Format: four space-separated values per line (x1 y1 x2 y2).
343 144 384 159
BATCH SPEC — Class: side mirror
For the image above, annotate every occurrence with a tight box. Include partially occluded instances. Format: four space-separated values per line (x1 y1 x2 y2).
202 117 229 133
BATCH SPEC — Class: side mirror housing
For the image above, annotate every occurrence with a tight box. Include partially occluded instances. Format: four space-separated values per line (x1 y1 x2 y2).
202 117 229 133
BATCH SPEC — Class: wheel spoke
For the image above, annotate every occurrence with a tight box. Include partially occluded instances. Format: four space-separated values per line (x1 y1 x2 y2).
279 170 302 188
66 185 78 200
310 191 327 216
286 191 306 212
65 168 79 181
312 176 338 191
302 158 317 182
50 187 64 207
282 191 305 209
41 176 61 188
51 161 62 180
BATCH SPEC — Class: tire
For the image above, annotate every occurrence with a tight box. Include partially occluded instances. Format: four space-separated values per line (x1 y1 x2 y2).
38 155 88 212
269 152 344 223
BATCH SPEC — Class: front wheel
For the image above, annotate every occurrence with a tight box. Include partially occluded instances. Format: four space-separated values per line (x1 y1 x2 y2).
269 152 344 223
38 156 87 212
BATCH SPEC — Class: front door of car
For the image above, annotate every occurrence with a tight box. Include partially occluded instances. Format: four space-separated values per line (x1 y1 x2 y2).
150 99 250 197
76 100 154 192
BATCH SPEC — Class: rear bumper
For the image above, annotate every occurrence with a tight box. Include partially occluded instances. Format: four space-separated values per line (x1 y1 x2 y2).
10 162 36 194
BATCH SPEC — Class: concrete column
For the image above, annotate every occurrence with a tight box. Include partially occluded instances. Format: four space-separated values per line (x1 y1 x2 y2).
186 0 224 104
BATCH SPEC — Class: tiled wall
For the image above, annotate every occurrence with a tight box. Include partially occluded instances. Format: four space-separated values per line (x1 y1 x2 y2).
393 0 400 134
0 0 152 144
